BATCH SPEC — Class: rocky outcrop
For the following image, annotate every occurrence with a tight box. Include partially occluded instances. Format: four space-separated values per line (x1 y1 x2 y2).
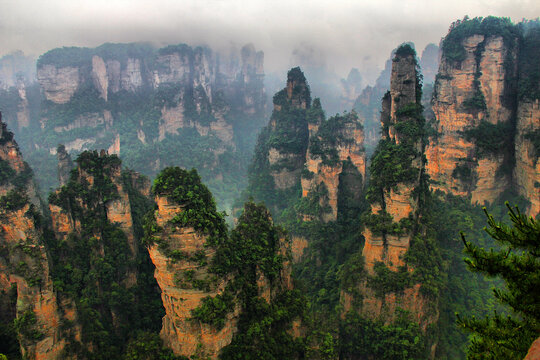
56 144 73 186
50 151 139 274
91 55 108 100
37 64 79 104
420 43 440 85
426 23 518 205
147 195 238 359
0 115 65 359
343 45 437 330
362 46 422 272
265 68 310 192
301 109 366 222
340 68 363 110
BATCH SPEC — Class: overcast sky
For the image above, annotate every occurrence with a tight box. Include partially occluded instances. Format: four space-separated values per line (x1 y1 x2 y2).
0 0 538 83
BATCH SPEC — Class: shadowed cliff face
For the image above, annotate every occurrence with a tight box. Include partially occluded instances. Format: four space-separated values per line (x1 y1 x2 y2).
0 115 65 360
514 27 540 217
515 99 540 217
301 108 366 223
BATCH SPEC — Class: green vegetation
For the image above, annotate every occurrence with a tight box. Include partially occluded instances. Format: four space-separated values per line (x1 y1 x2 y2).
47 151 164 358
191 292 235 329
367 263 412 297
340 311 427 359
0 284 20 360
395 43 417 57
151 167 227 246
123 332 188 360
37 46 94 68
13 310 44 341
295 183 331 218
189 201 306 359
463 90 487 111
464 120 514 158
366 138 419 203
0 189 28 212
308 111 362 166
442 17 519 64
457 204 540 359
452 161 478 184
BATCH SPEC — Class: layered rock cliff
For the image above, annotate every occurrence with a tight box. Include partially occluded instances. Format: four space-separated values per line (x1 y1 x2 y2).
425 17 540 216
26 42 267 209
0 115 65 359
35 43 264 150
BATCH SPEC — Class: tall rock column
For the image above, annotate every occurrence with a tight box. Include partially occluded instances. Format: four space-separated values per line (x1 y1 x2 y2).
145 168 238 359
426 19 519 205
0 115 65 359
363 45 423 272
246 67 311 215
341 45 437 331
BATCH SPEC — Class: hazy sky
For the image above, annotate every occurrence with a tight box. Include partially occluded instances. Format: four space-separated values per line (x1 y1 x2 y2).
0 0 538 82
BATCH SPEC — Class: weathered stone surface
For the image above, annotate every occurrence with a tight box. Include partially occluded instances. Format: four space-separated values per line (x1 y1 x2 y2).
121 58 143 92
91 55 108 100
269 147 304 190
524 337 540 360
37 65 79 104
301 116 366 222
427 35 516 203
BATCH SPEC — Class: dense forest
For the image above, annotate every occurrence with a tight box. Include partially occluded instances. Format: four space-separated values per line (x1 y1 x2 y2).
0 15 539 360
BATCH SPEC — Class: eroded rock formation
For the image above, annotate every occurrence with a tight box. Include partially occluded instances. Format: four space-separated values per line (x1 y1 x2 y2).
0 115 65 359
342 45 438 331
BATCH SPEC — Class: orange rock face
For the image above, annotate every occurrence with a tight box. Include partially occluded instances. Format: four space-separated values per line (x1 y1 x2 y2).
0 120 65 359
427 35 516 203
291 236 308 263
149 196 238 359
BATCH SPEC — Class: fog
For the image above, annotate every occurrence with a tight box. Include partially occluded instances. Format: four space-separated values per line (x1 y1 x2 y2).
0 0 538 83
